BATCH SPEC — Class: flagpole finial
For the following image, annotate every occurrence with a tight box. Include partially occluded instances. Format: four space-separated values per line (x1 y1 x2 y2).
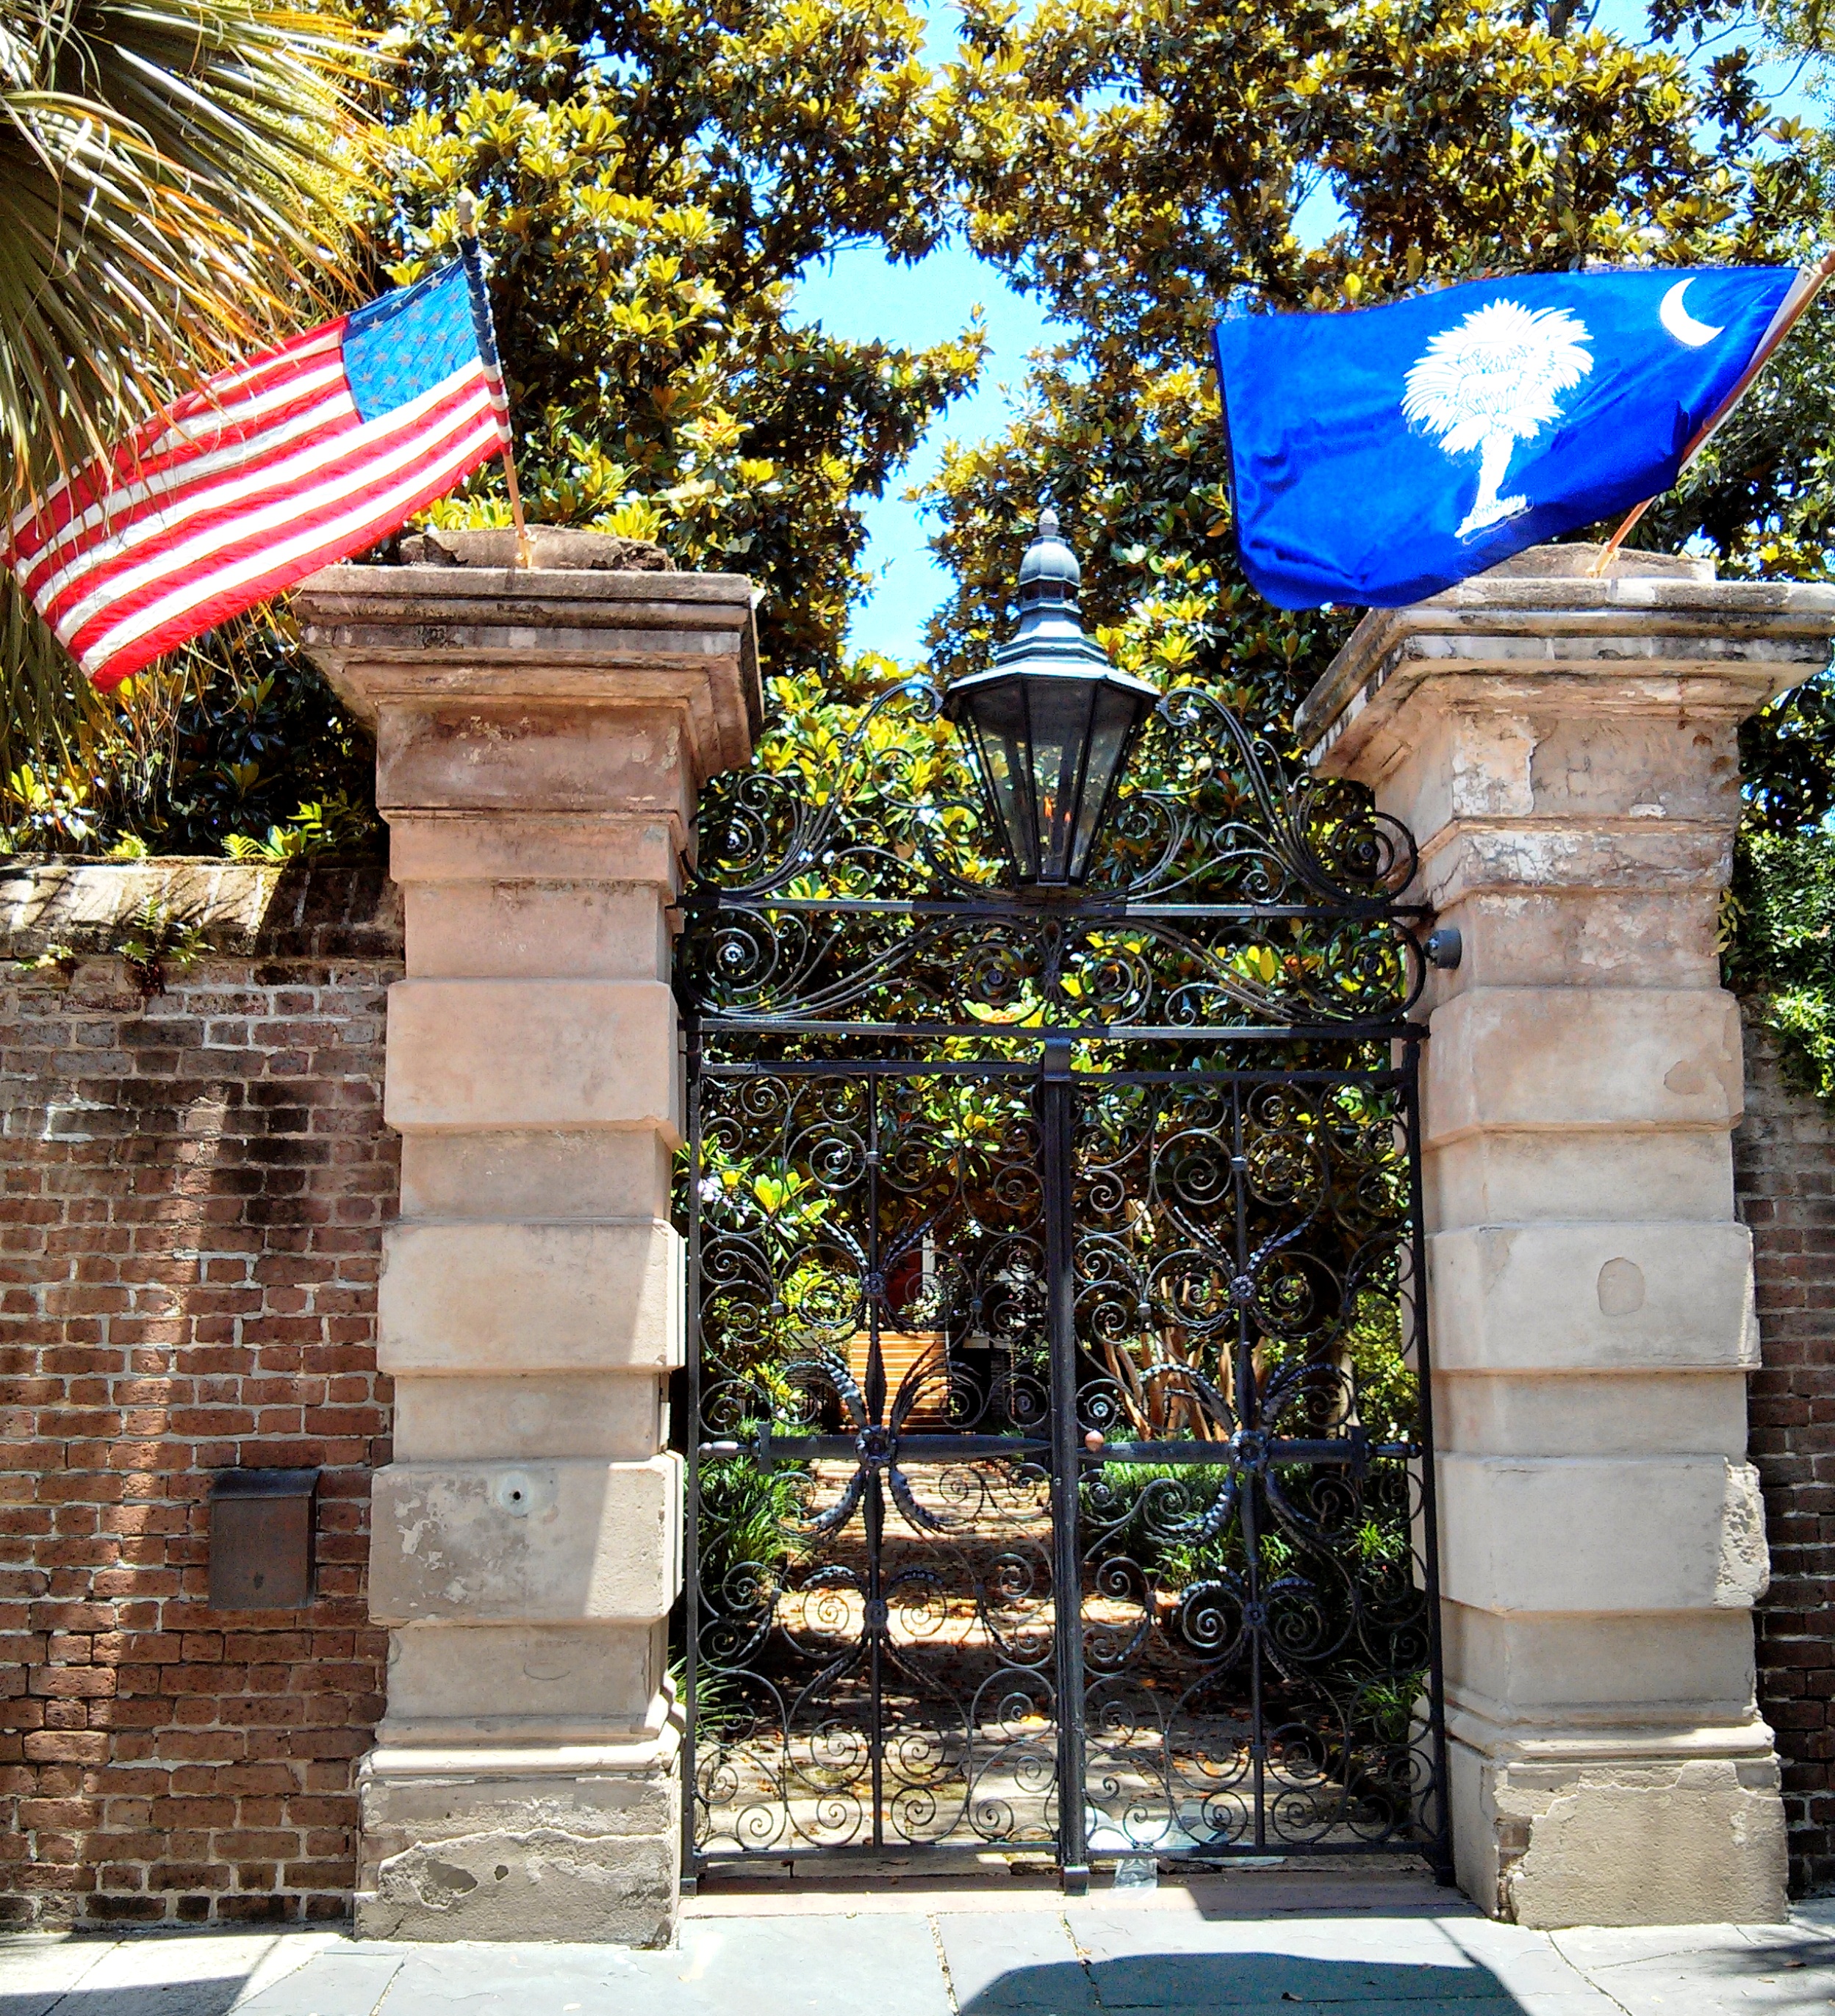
456 190 476 241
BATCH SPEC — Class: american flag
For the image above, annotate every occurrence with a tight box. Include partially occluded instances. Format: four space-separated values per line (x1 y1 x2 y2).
7 246 513 691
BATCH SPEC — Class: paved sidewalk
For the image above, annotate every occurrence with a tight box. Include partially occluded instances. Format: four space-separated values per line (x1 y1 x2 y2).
4 1869 1834 2016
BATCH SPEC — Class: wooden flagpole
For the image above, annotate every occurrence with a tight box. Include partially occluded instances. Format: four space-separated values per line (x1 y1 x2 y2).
1592 248 1835 577
456 190 534 570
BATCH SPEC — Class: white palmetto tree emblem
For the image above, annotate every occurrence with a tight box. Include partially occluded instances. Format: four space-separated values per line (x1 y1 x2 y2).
1402 300 1593 539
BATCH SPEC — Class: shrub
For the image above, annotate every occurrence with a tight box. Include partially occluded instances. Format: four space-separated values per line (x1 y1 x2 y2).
1726 825 1835 1109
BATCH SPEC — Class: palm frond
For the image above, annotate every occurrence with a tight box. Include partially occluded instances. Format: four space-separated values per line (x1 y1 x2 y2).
0 0 376 494
0 568 73 777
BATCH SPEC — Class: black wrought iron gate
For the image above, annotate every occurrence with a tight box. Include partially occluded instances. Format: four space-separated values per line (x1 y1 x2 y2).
677 683 1451 1886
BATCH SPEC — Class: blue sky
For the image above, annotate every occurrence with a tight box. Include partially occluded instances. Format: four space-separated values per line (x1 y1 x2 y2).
794 240 1053 661
794 1 1826 662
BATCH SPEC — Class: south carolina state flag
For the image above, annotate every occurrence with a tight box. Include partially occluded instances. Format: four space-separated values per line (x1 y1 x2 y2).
1213 266 1803 609
8 246 512 690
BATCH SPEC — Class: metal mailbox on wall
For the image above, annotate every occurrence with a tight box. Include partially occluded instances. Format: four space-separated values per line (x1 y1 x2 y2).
208 1468 318 1611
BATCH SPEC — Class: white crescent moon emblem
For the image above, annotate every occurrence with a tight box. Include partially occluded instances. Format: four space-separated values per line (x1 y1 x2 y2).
1660 278 1725 348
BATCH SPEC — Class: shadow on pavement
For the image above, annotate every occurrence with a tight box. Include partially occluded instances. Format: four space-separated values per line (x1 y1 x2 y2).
958 1951 1520 2015
1 1982 248 2016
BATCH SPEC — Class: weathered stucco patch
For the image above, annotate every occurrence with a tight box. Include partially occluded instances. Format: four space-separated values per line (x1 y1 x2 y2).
1715 1460 1771 1609
1493 1759 1785 1929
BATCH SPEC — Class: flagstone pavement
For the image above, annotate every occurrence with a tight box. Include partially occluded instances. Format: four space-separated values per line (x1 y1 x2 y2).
4 1867 1834 2016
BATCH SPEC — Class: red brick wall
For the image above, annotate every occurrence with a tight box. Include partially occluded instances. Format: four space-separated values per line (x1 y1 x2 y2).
0 861 402 1928
1736 1012 1835 1899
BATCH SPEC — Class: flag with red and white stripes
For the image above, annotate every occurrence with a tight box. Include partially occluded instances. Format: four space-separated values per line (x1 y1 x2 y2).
8 246 514 691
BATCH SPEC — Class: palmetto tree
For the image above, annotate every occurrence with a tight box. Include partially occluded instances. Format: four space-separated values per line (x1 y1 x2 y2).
1401 300 1594 539
1 0 370 773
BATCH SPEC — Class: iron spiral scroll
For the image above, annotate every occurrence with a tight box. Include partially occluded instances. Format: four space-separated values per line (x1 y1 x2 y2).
677 677 1452 1884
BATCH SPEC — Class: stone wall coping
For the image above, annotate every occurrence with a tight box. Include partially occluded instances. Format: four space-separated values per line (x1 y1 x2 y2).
293 562 762 777
0 856 400 959
1298 546 1835 767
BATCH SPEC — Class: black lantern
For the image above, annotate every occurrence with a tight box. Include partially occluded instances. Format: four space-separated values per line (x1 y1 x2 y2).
944 506 1160 887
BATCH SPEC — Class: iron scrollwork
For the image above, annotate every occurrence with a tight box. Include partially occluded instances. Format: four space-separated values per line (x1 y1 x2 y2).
683 682 1428 1040
679 682 1451 1882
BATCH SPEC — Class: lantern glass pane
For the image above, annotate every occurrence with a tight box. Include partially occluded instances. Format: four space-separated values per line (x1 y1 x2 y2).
960 679 1038 881
1068 686 1140 882
1025 678 1098 882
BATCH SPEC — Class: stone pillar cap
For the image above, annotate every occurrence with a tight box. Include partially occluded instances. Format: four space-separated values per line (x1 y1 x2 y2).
295 533 761 780
1299 543 1835 775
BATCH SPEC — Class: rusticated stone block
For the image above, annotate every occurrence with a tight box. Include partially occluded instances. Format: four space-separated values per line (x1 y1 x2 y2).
1429 1220 1758 1375
367 1458 681 1625
1451 1742 1788 1928
1437 1452 1770 1614
378 1219 683 1375
384 979 681 1139
1423 985 1744 1145
356 1757 680 1945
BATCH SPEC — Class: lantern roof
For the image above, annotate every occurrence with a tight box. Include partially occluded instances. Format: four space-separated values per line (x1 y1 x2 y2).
990 504 1116 675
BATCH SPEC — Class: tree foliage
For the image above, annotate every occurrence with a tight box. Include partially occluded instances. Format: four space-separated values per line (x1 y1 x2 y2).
1 0 986 844
1726 826 1835 1105
0 620 378 857
0 0 373 788
922 0 1834 741
366 0 983 677
1 0 370 494
9 0 1835 860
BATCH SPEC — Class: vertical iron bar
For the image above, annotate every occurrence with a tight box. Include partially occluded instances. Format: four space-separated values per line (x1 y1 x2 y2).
867 1470 886 1851
868 1076 885 1849
1042 1037 1089 1893
681 1024 703 1893
1402 1037 1456 1883
1230 1081 1266 1851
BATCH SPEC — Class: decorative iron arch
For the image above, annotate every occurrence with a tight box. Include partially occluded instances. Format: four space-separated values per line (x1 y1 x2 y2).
683 674 1424 1032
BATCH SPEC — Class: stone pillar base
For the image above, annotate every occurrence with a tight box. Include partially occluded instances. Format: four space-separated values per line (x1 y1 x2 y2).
1451 1718 1786 1929
355 1716 683 1945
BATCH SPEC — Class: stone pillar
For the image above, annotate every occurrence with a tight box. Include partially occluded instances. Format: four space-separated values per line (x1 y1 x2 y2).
1299 547 1835 1929
295 535 758 1943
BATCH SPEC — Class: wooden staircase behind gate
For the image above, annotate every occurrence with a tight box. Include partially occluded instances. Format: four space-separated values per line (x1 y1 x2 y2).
846 1330 952 1428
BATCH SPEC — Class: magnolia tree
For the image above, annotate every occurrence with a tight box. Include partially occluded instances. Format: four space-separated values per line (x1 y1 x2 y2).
1 0 984 844
5 0 1832 859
